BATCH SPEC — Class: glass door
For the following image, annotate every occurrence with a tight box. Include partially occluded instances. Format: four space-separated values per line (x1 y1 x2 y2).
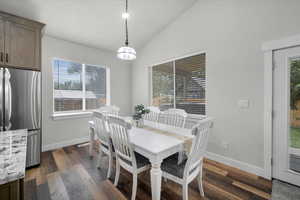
289 58 300 174
273 46 300 186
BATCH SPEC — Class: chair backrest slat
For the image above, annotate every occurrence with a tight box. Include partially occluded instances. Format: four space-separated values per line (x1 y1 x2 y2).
93 112 110 145
159 108 187 128
107 116 137 168
98 105 120 116
143 106 160 122
184 117 212 177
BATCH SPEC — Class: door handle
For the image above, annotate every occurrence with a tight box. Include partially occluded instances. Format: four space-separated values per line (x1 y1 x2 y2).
4 69 12 130
0 52 3 62
5 53 8 63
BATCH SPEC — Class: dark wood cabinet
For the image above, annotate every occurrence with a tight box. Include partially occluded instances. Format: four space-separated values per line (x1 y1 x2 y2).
4 21 40 70
0 179 23 200
0 11 44 71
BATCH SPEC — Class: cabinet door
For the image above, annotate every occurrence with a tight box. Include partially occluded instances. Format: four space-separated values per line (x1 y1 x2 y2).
4 21 40 70
0 180 20 200
0 17 4 65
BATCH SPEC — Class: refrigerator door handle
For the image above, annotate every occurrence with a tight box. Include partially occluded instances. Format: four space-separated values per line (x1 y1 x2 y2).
4 68 11 130
36 72 41 128
8 79 11 121
30 72 39 129
30 73 36 129
0 68 3 131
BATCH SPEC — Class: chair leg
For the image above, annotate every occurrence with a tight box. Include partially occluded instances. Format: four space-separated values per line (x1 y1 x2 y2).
131 173 138 200
178 151 184 164
107 153 113 178
197 167 205 197
97 149 103 169
182 183 189 200
114 159 120 186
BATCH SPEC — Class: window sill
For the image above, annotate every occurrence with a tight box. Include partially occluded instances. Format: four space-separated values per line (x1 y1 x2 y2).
52 111 93 121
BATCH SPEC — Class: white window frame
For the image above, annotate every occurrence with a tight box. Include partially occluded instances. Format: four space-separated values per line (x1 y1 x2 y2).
51 58 110 120
148 51 207 117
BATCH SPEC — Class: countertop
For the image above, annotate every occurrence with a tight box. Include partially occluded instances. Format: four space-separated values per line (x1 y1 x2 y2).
0 129 27 185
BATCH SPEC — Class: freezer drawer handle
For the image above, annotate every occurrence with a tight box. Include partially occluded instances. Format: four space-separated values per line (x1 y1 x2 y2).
5 53 8 63
0 52 3 62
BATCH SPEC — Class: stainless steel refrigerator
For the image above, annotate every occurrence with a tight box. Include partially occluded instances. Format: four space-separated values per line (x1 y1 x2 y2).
0 67 41 167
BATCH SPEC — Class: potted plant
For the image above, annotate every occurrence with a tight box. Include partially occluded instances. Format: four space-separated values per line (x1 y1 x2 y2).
133 104 150 127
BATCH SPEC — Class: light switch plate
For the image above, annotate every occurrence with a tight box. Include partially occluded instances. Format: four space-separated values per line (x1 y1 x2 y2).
238 99 249 109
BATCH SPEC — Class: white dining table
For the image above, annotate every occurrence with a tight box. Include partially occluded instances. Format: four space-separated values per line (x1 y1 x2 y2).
88 119 193 200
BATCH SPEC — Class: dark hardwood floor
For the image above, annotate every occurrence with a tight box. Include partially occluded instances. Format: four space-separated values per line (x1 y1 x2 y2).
24 144 272 200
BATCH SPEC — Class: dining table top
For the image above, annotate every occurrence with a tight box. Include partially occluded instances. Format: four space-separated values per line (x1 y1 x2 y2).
129 126 185 154
89 118 194 156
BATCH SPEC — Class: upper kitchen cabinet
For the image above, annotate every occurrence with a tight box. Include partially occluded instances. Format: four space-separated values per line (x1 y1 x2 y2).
0 11 44 71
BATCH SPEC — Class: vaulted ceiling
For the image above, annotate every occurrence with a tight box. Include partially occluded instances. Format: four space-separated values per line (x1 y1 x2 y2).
0 0 197 51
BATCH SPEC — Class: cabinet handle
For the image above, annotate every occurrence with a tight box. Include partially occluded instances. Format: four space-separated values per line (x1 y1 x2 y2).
0 52 3 62
5 53 8 63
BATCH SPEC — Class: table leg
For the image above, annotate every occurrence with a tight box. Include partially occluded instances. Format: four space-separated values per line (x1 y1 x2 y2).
89 126 95 157
150 160 162 200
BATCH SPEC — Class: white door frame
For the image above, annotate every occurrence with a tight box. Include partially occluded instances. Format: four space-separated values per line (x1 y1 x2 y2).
262 34 300 179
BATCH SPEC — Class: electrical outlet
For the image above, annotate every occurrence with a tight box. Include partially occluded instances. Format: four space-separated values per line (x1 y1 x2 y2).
221 141 229 150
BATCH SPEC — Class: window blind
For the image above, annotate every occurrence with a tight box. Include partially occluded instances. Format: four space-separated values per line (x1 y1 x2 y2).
151 53 206 115
175 54 206 115
85 65 107 110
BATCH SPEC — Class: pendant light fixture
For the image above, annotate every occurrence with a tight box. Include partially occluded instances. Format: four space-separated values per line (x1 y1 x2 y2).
117 0 136 60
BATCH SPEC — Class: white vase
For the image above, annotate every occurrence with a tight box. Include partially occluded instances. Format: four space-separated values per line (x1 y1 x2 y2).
135 119 144 128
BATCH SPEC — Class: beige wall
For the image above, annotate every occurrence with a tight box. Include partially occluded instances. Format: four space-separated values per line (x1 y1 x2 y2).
132 0 300 168
42 36 132 149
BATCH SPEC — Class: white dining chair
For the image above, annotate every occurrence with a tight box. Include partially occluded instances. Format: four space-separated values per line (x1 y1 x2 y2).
98 105 120 116
93 111 114 179
159 108 188 128
159 108 188 164
143 106 160 122
107 116 151 200
161 117 212 200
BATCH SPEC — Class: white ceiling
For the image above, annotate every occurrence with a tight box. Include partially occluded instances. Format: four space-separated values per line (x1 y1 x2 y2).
0 0 197 51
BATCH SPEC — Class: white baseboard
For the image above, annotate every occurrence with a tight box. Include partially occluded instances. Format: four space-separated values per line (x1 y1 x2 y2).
205 151 266 178
42 136 90 152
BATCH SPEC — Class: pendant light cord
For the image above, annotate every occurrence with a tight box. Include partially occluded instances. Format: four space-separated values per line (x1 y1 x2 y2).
125 0 129 46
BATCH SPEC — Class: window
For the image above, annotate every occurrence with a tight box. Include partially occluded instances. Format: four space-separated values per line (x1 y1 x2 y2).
152 62 174 110
53 59 109 113
151 53 206 115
